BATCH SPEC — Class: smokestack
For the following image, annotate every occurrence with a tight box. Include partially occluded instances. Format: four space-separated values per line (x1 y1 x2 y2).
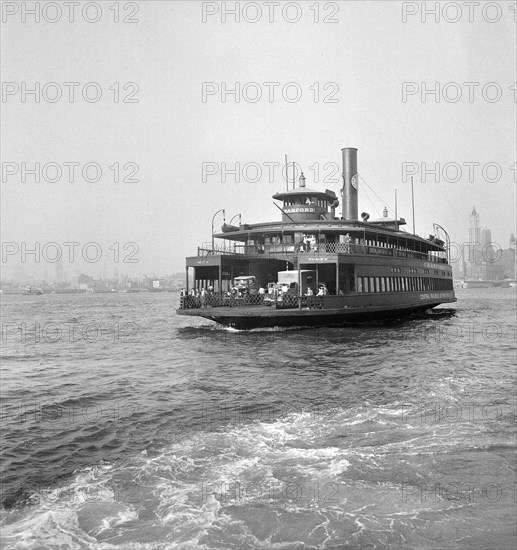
341 147 358 220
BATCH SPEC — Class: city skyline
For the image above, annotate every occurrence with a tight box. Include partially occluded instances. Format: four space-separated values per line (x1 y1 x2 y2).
2 203 516 284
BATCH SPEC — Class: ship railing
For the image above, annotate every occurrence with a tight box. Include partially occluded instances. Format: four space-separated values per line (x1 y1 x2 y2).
311 243 447 262
180 293 266 309
179 293 327 310
197 242 245 256
196 241 447 263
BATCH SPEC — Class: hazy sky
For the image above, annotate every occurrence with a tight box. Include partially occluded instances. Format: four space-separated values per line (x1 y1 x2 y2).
1 0 516 277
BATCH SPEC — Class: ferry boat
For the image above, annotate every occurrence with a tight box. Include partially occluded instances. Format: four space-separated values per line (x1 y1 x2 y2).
177 147 456 329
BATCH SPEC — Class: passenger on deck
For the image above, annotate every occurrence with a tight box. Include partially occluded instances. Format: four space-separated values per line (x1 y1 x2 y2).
344 233 351 253
306 287 314 296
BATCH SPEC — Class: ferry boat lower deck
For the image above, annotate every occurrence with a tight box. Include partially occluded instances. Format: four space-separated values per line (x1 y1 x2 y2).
177 147 456 329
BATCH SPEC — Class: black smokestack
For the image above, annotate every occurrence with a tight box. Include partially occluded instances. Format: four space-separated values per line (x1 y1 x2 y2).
341 147 358 220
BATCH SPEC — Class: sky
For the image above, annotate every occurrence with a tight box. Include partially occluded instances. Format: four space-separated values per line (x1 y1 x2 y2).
1 0 516 278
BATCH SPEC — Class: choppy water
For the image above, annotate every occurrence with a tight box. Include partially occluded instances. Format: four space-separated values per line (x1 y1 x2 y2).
0 289 515 549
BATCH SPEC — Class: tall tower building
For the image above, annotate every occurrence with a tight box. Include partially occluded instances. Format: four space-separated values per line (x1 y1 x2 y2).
465 207 481 279
466 207 481 267
469 207 480 246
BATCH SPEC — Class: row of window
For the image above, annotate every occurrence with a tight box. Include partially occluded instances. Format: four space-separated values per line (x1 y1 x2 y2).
357 276 453 293
391 267 452 277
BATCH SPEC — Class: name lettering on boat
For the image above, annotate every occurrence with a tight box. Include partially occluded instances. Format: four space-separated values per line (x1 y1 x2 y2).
284 207 316 213
419 291 454 300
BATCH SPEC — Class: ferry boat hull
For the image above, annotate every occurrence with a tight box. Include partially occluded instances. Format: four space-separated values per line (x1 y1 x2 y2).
178 291 456 329
178 303 444 330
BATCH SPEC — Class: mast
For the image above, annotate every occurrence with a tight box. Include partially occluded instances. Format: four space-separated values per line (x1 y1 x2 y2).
284 155 288 191
395 189 398 230
411 176 416 234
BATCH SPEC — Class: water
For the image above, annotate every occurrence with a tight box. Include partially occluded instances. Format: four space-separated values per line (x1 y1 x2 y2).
1 289 515 549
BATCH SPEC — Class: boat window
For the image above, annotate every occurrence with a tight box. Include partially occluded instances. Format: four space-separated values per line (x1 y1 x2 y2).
375 277 380 292
357 277 363 293
369 277 375 293
380 277 386 292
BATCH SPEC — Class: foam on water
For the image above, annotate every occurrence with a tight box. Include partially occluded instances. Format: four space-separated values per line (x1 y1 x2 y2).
1 290 515 549
2 400 505 549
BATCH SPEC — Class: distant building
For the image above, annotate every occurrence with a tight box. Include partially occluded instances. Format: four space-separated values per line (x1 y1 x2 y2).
463 207 513 281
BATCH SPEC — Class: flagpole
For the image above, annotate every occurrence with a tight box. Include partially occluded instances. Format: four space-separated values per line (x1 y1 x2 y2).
411 176 415 235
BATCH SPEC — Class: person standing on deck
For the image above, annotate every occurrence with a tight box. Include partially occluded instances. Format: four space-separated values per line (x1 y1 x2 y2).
344 233 351 253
